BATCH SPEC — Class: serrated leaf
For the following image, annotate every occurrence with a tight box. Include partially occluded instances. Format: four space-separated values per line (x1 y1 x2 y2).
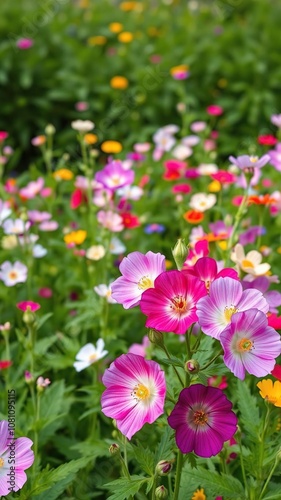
131 442 154 475
159 356 184 368
104 476 147 500
181 466 245 498
155 425 174 463
236 379 260 439
36 312 53 330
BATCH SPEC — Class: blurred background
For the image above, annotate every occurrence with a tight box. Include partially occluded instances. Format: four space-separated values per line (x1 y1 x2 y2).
1 0 281 169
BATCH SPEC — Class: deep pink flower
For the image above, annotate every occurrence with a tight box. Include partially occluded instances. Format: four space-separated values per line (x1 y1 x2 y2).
140 270 207 335
196 277 269 339
206 105 224 116
16 38 33 50
211 170 236 185
17 301 41 312
95 161 134 191
220 309 281 380
38 287 53 298
168 384 237 457
268 314 281 330
0 361 12 370
183 240 209 269
271 364 281 380
0 420 34 495
101 353 166 440
183 257 238 291
0 131 9 142
111 251 166 309
171 183 191 194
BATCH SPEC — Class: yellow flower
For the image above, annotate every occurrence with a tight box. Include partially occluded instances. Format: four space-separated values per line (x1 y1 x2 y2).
53 169 74 181
165 259 173 269
1 235 18 250
118 31 134 43
84 133 98 145
78 0 89 7
170 64 189 76
88 36 107 46
64 230 87 245
257 379 281 407
191 488 206 500
208 180 221 192
120 1 142 11
109 22 123 33
110 76 129 89
217 240 228 251
101 141 122 154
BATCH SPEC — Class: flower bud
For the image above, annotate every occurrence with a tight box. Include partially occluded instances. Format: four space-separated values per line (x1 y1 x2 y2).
23 307 36 326
155 460 173 476
172 238 189 270
109 443 120 455
148 329 164 349
184 359 200 374
25 371 34 383
155 485 168 499
45 124 56 135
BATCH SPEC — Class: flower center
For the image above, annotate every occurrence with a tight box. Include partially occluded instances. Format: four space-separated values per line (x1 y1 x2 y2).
171 295 188 313
111 175 121 186
132 383 150 401
224 305 238 323
237 337 254 352
89 353 97 362
138 275 153 290
193 409 208 426
0 458 4 468
8 271 18 280
250 156 258 163
241 259 254 268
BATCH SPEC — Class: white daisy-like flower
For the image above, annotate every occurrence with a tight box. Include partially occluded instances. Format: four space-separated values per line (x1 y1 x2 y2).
172 144 193 160
197 163 218 175
86 245 106 261
74 340 108 372
0 261 28 287
94 284 117 304
189 193 217 212
71 120 95 133
231 244 271 277
109 236 126 255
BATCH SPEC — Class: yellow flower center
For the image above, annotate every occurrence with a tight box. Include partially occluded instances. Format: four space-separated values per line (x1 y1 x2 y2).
224 305 238 323
132 383 150 401
138 275 153 290
8 271 18 280
250 156 258 163
171 295 188 313
193 410 208 426
237 337 254 352
0 457 4 467
89 353 97 362
241 259 254 268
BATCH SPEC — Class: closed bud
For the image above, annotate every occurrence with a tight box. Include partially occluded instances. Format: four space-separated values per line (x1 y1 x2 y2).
185 359 200 374
172 238 189 270
23 307 36 326
148 329 164 349
155 485 168 499
155 460 173 476
45 124 56 135
109 443 120 455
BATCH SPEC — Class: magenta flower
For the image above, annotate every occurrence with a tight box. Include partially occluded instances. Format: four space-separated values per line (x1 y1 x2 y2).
220 309 281 380
183 257 238 291
0 420 34 496
101 353 166 440
196 277 269 339
168 384 237 457
17 301 41 312
111 251 166 309
16 38 33 50
95 161 134 191
140 271 207 335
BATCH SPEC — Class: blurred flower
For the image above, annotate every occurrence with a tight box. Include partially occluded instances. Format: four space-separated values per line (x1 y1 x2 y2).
101 140 122 153
229 153 270 170
239 226 265 245
189 193 216 212
0 200 12 224
110 76 129 89
271 114 281 128
197 163 218 175
38 287 53 298
37 376 51 389
191 489 206 500
71 120 94 133
183 209 204 224
206 104 223 116
39 220 59 231
172 144 192 160
134 142 151 153
0 261 28 287
94 284 117 303
257 379 281 407
128 336 150 357
88 35 107 46
144 223 165 234
86 244 106 260
231 243 271 276
97 210 124 232
19 177 45 199
242 275 281 314
64 230 87 245
95 161 134 191
74 339 108 372
258 134 278 146
53 169 74 181
16 38 33 49
190 121 207 133
84 133 98 145
0 131 9 142
31 135 46 147
75 101 89 111
17 301 41 312
2 218 30 235
168 384 237 457
120 212 140 228
0 361 12 370
0 420 34 496
109 236 126 254
117 185 143 200
118 31 134 43
101 353 166 439
170 64 189 80
109 22 123 33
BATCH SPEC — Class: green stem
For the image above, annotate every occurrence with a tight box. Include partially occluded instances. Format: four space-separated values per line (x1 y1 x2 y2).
162 345 184 387
237 433 248 497
227 190 249 255
258 405 271 480
258 456 280 500
200 350 223 371
173 450 184 500
151 474 158 500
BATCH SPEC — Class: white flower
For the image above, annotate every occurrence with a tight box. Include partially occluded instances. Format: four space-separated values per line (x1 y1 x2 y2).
0 261 28 287
86 245 106 261
0 200 12 225
189 193 217 212
152 129 176 151
109 236 126 255
172 144 193 160
231 244 271 277
94 284 117 303
33 244 47 258
74 339 108 372
116 185 143 200
71 120 95 133
2 218 30 235
181 135 200 147
197 163 218 175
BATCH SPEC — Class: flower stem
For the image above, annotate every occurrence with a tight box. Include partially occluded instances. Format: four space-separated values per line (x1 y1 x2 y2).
258 455 280 500
162 345 184 387
200 350 223 371
173 450 184 500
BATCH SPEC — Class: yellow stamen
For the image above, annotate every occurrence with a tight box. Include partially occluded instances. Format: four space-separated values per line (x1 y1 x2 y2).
0 457 4 467
241 259 254 268
170 295 188 313
138 275 153 290
8 271 18 280
193 410 208 426
89 353 97 362
237 337 253 352
224 305 238 323
132 383 150 400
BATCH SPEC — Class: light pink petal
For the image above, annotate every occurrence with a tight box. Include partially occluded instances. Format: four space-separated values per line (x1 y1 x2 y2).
15 437 34 469
0 420 9 454
237 289 269 314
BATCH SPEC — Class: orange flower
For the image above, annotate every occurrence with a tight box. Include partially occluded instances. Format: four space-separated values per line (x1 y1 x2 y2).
118 32 134 43
101 141 122 154
109 22 123 33
64 230 87 245
248 194 276 205
110 76 129 90
53 169 74 181
84 133 98 145
257 379 281 407
183 210 204 224
120 1 142 11
88 36 107 46
170 64 189 76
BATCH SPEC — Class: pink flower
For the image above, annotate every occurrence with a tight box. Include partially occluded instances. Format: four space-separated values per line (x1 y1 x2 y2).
38 287 53 298
101 353 166 440
140 271 207 335
0 420 34 496
16 38 33 49
111 251 166 309
75 101 89 111
97 210 124 232
37 376 51 389
183 240 209 269
206 105 224 116
196 277 269 339
38 220 59 231
183 257 238 291
17 301 41 312
220 309 281 380
128 336 150 357
0 131 9 142
95 161 134 191
167 384 237 457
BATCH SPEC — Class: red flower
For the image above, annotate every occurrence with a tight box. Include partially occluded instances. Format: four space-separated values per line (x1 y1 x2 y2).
271 364 281 380
258 135 278 146
70 188 87 209
206 105 224 116
268 314 281 330
120 212 140 228
0 360 12 370
211 170 236 185
183 210 204 224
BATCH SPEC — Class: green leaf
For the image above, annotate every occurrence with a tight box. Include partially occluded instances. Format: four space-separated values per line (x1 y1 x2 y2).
154 425 174 463
131 441 155 476
36 312 53 331
104 476 147 500
180 465 245 499
236 379 260 440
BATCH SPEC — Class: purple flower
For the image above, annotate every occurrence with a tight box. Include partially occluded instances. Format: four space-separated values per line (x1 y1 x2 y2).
95 161 134 191
229 154 270 170
239 225 265 245
168 384 237 457
242 276 281 314
144 223 165 234
268 143 281 172
220 309 281 380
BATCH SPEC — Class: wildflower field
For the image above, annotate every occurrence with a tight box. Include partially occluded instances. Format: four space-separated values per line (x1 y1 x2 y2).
1 1 281 499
